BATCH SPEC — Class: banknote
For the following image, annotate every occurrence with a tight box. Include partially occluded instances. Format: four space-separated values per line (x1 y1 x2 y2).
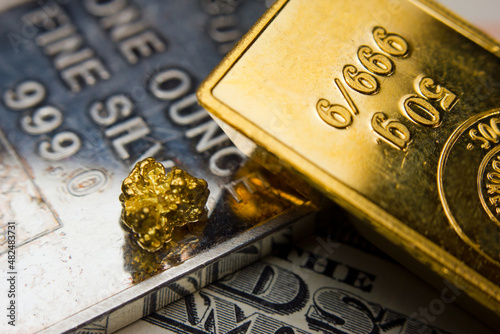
117 233 493 334
0 1 317 333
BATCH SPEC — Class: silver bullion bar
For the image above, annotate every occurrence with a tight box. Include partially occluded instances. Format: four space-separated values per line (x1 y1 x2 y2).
0 1 316 333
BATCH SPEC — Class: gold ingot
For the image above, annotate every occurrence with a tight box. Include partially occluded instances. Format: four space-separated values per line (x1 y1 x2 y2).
197 0 500 326
119 158 209 252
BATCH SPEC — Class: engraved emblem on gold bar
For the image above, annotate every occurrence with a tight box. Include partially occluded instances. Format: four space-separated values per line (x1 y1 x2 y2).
438 110 500 263
197 0 500 325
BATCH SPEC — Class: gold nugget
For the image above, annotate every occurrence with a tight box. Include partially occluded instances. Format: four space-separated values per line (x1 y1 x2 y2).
119 158 209 252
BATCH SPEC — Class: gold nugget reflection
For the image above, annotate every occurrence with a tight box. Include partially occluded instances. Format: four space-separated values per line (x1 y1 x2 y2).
119 158 210 252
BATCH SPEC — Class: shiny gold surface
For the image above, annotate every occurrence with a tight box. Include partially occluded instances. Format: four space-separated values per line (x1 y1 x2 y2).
198 0 500 321
120 158 209 252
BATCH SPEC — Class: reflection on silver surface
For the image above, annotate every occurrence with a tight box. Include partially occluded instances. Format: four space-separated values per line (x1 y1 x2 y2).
0 1 315 332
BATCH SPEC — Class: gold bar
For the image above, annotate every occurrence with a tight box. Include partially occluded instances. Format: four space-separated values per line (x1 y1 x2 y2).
198 0 500 326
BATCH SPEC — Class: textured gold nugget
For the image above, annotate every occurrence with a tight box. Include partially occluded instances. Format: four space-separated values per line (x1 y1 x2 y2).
119 158 209 252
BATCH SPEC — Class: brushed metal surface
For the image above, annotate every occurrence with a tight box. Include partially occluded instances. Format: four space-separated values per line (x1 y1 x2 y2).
0 1 316 332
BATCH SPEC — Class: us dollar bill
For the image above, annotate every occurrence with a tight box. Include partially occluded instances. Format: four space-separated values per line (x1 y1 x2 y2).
117 233 493 334
0 1 317 333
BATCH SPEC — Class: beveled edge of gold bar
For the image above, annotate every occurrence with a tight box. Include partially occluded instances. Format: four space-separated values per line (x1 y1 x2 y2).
197 0 500 319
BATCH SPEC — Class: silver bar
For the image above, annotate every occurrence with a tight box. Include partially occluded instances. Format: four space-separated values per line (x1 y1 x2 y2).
0 1 315 332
